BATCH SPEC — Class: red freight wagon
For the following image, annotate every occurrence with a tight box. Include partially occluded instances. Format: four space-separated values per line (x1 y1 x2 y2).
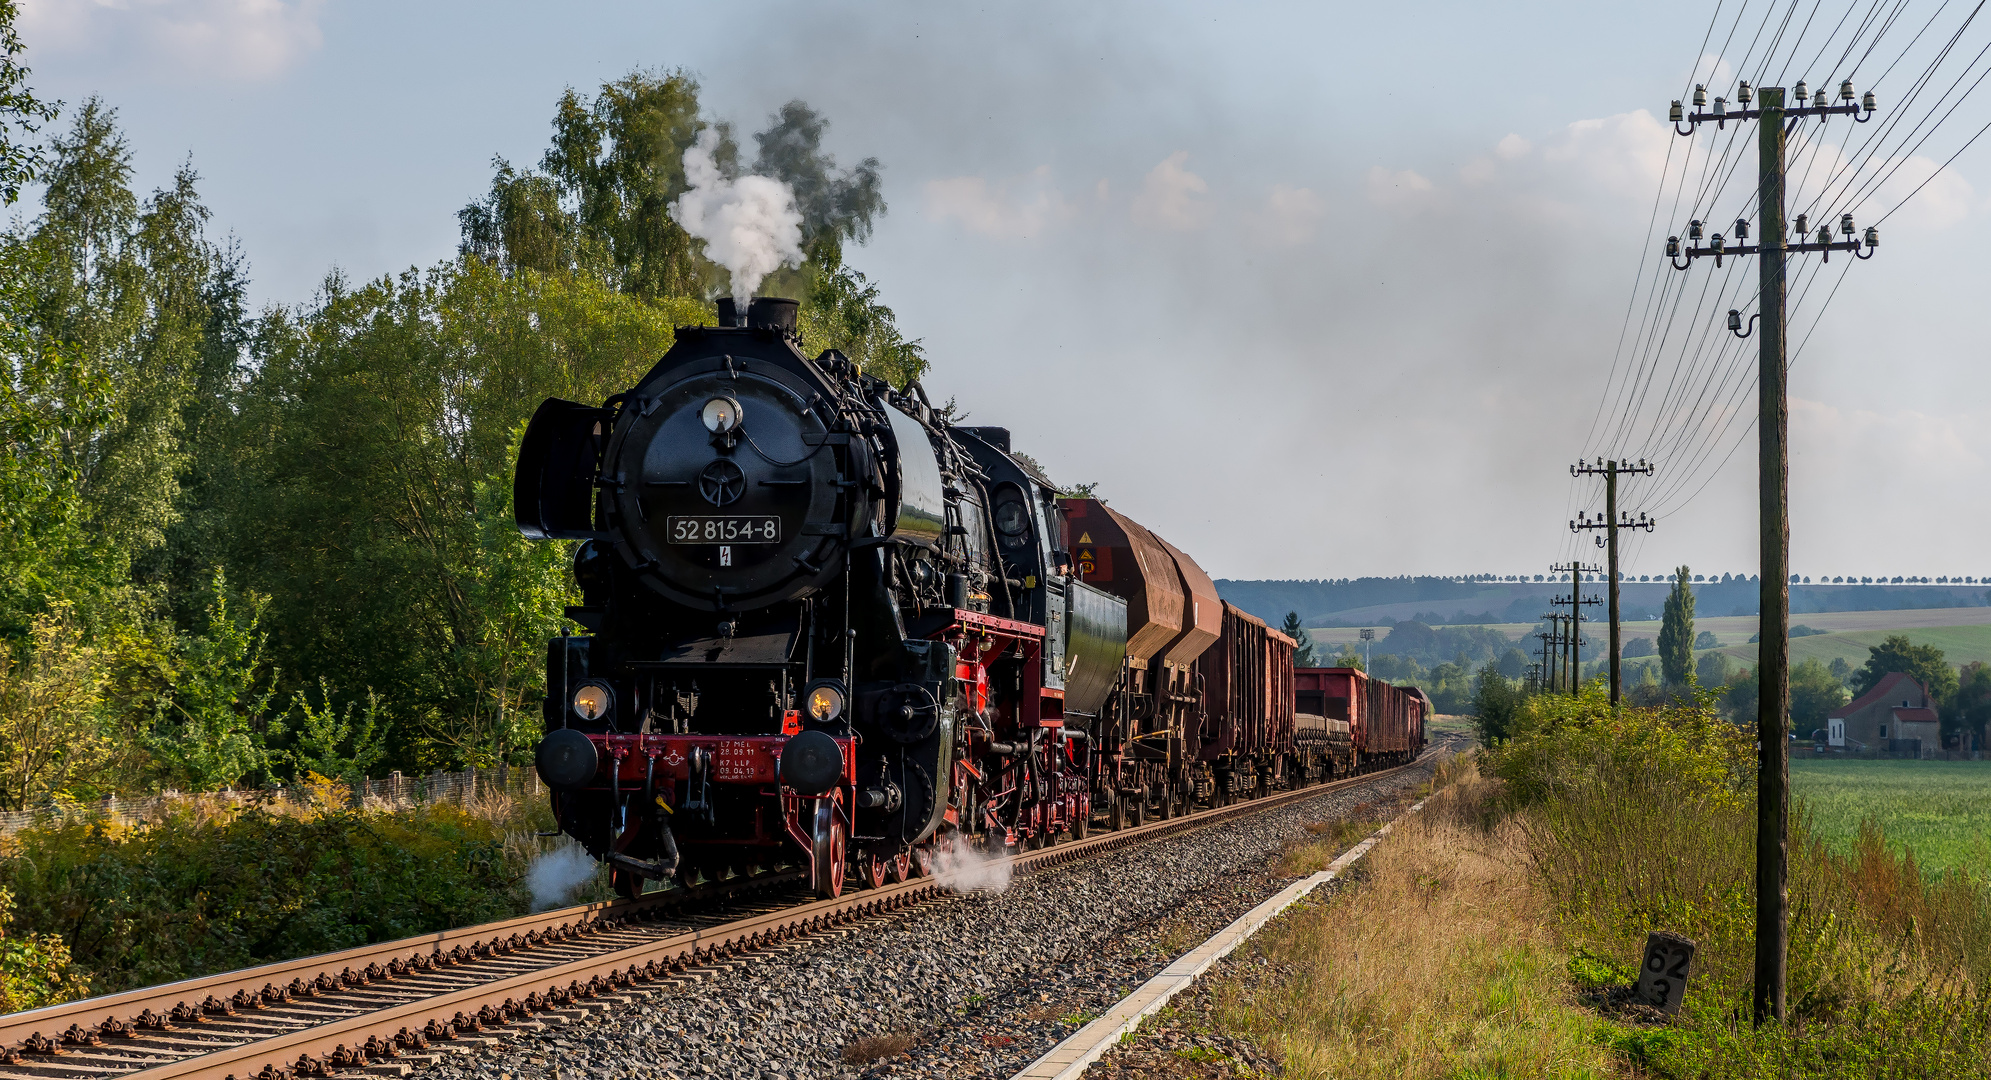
1297 666 1422 769
1196 604 1298 798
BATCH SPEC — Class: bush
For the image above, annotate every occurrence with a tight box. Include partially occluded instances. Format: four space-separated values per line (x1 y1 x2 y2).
1487 685 1991 1077
0 885 89 1010
0 791 551 995
1470 662 1527 744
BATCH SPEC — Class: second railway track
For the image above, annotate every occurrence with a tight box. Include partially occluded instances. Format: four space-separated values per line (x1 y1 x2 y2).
0 752 1447 1080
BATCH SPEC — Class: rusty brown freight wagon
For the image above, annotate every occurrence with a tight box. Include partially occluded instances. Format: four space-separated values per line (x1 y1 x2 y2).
1195 603 1297 798
1060 497 1219 820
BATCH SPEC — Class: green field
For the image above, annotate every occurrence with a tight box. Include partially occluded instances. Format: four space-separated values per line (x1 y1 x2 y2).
1304 609 1991 692
1791 758 1991 880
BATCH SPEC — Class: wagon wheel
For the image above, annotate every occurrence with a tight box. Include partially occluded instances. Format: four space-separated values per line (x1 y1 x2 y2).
1072 802 1089 839
1109 795 1127 831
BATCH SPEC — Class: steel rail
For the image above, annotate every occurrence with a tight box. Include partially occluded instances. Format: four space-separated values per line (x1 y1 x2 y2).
2 752 1441 1080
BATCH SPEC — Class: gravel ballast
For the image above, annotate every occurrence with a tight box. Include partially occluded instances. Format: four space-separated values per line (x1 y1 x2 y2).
412 758 1441 1080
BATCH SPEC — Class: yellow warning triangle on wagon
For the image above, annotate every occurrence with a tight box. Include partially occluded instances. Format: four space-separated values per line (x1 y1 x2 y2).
1078 533 1092 544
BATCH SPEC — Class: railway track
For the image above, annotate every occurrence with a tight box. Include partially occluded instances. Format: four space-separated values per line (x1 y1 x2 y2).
0 755 1437 1080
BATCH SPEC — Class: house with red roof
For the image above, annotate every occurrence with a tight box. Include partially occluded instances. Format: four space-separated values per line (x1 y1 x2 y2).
1825 671 1941 755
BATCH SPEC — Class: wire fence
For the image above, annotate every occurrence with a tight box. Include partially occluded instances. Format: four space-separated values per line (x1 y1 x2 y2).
0 766 546 836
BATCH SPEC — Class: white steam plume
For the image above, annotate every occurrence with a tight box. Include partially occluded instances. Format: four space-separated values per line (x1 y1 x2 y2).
670 128 805 306
933 832 1012 894
526 842 598 911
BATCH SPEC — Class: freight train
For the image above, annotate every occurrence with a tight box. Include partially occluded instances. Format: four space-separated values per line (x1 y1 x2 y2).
515 297 1426 899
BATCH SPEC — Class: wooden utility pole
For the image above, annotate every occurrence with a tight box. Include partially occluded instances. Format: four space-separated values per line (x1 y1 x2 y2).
1573 461 1657 706
1753 85 1793 1027
1667 76 1878 1025
1537 616 1560 691
1549 563 1602 695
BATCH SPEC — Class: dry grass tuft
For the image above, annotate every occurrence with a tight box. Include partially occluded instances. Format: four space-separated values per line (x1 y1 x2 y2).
1218 758 1617 1079
1275 816 1382 877
840 1032 916 1064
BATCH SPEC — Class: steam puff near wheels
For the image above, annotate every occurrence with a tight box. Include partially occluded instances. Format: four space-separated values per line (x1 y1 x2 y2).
933 833 1013 894
526 843 600 911
514 282 1428 896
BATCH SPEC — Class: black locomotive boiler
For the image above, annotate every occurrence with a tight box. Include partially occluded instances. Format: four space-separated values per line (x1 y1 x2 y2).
516 297 1127 899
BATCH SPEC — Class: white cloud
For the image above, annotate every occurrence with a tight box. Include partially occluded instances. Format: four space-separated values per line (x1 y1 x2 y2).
922 165 1075 239
20 0 326 81
1364 165 1434 209
1495 133 1531 160
1250 183 1325 245
1129 150 1209 230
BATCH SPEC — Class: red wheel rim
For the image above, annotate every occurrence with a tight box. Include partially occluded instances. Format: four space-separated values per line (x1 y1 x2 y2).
827 818 846 898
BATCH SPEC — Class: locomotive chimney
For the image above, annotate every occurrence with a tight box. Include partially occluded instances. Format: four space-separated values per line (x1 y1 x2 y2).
716 296 740 326
746 296 799 333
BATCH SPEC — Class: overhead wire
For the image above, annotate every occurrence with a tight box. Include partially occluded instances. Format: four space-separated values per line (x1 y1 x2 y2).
1589 0 1990 540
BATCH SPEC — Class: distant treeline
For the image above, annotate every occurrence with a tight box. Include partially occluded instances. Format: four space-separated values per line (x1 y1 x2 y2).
1219 576 1991 628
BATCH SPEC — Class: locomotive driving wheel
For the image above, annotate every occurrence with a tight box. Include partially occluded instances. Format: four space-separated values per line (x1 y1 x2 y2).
610 866 645 900
911 842 934 878
810 799 846 899
859 852 891 891
890 850 912 883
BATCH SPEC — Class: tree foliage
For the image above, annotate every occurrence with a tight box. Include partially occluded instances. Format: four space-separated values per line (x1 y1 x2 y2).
1953 662 1991 742
231 263 690 767
1658 565 1695 686
1789 657 1849 734
1850 634 1957 705
0 41 923 795
1280 611 1316 667
0 606 110 809
1470 661 1526 744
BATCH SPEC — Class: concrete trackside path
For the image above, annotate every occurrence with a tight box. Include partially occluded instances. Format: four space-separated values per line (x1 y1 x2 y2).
1010 797 1429 1080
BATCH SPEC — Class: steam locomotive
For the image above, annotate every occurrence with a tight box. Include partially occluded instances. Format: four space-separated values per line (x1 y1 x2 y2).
516 297 1423 899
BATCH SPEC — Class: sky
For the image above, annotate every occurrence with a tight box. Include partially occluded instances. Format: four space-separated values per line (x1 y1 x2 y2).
18 0 1991 583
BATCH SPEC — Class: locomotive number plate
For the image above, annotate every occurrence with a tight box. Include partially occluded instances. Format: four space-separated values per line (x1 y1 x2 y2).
667 516 781 544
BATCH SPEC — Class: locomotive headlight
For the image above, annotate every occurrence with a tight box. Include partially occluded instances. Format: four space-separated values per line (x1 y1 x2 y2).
701 396 743 433
803 679 847 722
571 681 613 722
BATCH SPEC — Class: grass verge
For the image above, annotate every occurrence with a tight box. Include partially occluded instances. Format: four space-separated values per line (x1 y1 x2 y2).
1212 759 1618 1079
1192 685 1991 1078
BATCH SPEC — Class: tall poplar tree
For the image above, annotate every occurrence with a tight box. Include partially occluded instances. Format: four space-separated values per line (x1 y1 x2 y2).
1658 565 1695 687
